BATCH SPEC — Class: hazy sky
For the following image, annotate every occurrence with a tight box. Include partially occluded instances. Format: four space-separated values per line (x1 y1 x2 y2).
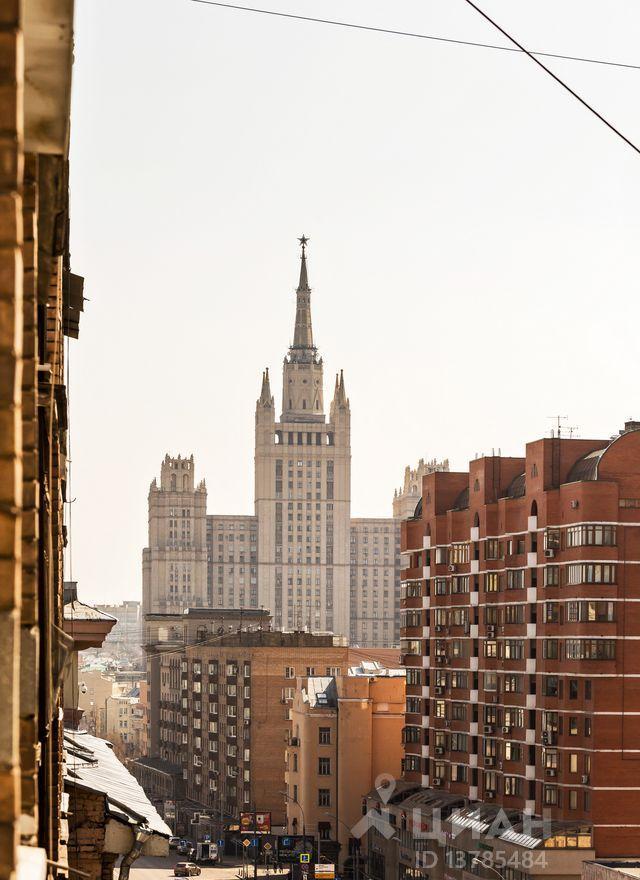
68 0 640 603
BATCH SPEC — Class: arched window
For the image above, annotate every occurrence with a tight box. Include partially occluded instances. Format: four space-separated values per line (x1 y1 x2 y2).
531 500 538 517
473 512 480 528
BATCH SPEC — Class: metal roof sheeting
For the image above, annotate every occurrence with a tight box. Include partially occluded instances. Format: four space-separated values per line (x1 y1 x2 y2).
64 729 171 838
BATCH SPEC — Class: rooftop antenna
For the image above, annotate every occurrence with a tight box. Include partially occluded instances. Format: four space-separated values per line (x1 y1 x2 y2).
547 415 568 438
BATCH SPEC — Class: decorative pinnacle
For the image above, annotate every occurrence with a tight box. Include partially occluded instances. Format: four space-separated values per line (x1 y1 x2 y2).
298 234 310 253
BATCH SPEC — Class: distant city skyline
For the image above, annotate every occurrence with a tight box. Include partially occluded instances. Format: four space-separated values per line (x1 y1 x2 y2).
67 0 640 602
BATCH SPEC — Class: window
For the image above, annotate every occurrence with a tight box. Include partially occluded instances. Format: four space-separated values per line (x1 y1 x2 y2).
569 680 579 700
566 525 616 547
565 639 615 660
504 741 522 762
544 566 559 587
504 776 520 797
566 563 616 585
318 757 331 775
506 569 525 590
543 676 560 697
485 540 501 560
570 753 578 773
543 639 560 660
504 639 524 660
566 601 615 623
318 789 331 807
543 785 558 806
319 727 331 745
485 572 500 592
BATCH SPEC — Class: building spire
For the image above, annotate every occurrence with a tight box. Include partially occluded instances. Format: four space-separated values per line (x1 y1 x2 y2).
258 368 274 407
290 235 316 358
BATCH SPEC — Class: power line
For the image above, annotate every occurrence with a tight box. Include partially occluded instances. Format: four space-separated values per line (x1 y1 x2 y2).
190 0 640 157
189 0 640 72
460 0 640 157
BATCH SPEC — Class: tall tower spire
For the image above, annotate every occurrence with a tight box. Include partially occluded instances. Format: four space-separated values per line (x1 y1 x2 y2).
281 236 324 422
290 235 316 361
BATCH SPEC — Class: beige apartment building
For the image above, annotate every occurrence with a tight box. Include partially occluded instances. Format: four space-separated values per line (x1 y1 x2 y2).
142 242 447 647
286 664 406 867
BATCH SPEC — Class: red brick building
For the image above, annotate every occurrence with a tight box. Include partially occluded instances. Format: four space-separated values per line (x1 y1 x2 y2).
400 425 640 860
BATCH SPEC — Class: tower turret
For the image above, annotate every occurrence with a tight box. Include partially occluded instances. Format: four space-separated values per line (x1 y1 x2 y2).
281 237 324 422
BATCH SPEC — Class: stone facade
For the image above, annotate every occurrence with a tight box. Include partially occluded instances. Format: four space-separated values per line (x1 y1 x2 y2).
142 244 446 648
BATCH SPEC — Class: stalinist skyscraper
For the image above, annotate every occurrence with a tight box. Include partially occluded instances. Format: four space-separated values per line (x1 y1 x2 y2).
142 239 449 645
255 236 351 635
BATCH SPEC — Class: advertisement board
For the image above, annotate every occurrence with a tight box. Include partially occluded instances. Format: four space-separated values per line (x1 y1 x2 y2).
240 811 272 834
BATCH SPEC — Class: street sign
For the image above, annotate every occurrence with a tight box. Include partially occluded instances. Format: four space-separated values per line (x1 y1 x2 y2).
300 854 311 864
243 839 251 848
251 838 259 847
264 843 273 852
315 864 335 880
218 839 225 847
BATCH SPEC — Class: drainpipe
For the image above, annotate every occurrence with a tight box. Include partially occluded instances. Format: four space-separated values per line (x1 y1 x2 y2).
119 826 152 880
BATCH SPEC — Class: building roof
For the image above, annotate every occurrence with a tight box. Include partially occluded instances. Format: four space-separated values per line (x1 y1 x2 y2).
64 599 117 622
64 729 171 838
566 447 606 483
505 472 526 499
451 486 470 511
304 677 338 708
587 863 640 879
348 660 405 677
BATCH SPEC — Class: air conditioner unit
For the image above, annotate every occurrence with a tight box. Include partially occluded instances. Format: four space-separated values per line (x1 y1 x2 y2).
486 791 496 800
570 500 580 509
434 746 445 756
483 725 495 735
448 564 457 573
435 686 445 696
486 626 496 637
545 768 557 778
544 549 555 559
484 757 495 767
433 777 443 787
435 625 444 633
502 726 511 735
290 737 300 746
444 720 451 728
489 695 498 704
581 775 590 785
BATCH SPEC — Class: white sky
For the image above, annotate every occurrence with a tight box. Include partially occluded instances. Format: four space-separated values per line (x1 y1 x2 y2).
68 0 640 603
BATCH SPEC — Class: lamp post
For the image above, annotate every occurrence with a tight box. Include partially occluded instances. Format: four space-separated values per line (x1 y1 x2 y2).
280 790 315 863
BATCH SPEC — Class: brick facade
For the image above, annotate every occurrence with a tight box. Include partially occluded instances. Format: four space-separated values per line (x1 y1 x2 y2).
401 428 640 858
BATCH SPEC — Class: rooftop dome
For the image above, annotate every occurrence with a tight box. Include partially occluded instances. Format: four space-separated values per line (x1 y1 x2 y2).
505 472 526 499
566 447 606 483
451 486 469 511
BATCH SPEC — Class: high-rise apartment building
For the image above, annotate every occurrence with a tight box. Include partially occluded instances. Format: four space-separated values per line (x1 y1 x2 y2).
400 424 640 860
142 242 450 647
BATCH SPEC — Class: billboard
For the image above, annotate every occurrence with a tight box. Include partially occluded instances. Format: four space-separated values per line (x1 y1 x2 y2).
240 812 272 834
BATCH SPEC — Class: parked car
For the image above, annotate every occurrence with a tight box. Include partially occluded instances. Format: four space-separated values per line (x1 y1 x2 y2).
169 837 181 849
177 840 194 855
174 863 201 877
